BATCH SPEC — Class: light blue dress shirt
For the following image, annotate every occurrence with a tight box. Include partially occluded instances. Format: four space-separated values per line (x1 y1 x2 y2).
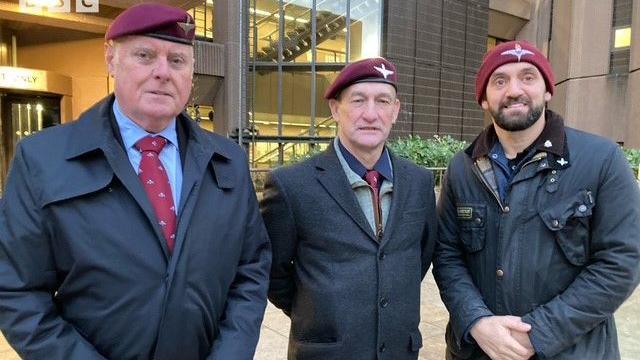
113 99 182 213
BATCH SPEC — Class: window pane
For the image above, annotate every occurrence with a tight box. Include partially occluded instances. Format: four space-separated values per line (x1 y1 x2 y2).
281 71 313 135
614 27 631 48
248 69 318 136
315 70 340 137
190 2 214 40
250 0 281 61
317 0 347 63
349 0 382 61
282 1 313 63
248 68 279 136
250 141 330 168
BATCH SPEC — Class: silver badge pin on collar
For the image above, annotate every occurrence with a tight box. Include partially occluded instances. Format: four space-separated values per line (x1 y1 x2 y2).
544 140 552 148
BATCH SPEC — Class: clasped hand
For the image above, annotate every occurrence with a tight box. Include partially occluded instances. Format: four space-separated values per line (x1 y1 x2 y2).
470 315 535 360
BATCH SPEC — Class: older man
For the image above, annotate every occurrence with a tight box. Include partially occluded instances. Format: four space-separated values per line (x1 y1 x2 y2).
434 40 640 359
260 57 437 359
0 4 270 359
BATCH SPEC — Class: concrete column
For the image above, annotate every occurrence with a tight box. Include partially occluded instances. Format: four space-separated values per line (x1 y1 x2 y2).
213 0 243 137
548 0 630 143
517 0 552 54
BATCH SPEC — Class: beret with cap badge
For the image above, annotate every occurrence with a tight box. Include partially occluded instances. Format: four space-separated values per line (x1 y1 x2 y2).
475 40 555 105
324 57 398 100
105 3 195 45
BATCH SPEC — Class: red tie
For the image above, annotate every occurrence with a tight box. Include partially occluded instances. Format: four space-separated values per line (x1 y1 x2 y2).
365 170 383 239
135 136 177 252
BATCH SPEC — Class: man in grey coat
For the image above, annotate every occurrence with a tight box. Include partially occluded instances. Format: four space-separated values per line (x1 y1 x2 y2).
434 40 640 359
260 57 438 359
0 4 270 359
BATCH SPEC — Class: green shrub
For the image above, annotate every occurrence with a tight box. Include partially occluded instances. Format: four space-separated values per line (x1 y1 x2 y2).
388 134 467 168
623 148 640 171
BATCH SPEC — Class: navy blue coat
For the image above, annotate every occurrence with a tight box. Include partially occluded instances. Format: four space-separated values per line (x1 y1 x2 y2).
261 146 437 360
0 95 271 359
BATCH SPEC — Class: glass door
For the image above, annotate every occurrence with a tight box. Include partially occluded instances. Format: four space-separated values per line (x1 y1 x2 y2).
0 93 61 193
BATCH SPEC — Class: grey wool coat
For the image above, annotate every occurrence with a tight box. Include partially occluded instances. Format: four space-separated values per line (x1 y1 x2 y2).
0 95 271 360
260 145 437 360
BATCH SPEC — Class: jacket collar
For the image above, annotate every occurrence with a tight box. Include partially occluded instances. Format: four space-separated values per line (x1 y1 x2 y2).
313 143 409 245
466 109 567 160
64 94 232 161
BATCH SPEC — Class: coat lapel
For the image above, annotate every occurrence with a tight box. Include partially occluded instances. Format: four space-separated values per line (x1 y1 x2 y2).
315 146 376 241
169 117 234 262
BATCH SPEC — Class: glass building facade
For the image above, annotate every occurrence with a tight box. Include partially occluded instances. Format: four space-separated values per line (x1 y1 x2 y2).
246 0 383 168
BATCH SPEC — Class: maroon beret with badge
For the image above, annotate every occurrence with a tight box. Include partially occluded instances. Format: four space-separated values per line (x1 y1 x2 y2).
105 3 195 45
324 57 398 100
475 40 555 105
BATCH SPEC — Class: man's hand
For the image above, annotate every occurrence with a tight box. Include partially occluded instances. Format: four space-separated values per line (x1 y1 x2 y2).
470 316 535 360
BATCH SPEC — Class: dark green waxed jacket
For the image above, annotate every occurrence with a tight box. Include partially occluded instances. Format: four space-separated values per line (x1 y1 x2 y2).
434 110 640 359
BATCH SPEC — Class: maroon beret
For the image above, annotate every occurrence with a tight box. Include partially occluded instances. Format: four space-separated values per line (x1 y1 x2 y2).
324 57 398 100
475 40 555 105
106 3 195 45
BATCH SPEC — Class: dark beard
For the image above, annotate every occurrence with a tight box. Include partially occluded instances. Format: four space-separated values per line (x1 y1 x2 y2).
491 97 544 131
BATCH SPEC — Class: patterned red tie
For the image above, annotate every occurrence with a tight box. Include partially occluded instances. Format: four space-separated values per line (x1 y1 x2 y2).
135 136 177 252
365 170 383 239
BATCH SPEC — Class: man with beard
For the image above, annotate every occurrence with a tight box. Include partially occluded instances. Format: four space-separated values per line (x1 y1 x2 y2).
434 40 640 360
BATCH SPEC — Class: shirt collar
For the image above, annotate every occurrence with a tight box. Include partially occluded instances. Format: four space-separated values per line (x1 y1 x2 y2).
337 139 393 181
466 109 566 160
113 98 179 151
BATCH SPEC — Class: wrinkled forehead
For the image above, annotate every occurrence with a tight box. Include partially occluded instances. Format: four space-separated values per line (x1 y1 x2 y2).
111 35 194 56
339 82 397 99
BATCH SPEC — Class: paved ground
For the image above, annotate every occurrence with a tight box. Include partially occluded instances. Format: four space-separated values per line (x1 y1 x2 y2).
0 270 638 359
255 270 640 360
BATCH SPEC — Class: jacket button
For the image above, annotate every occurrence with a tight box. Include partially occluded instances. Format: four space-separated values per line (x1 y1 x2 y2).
578 204 587 212
380 298 389 308
474 217 482 225
503 206 510 213
379 251 386 260
552 219 560 228
379 343 386 352
496 269 504 277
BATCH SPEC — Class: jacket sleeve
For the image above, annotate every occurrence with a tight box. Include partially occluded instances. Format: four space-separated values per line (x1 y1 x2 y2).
521 146 640 358
0 144 107 360
421 170 438 278
259 170 298 315
209 160 272 360
432 164 494 347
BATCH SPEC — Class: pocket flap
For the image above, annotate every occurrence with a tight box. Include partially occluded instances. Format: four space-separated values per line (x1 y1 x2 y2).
539 190 594 266
540 190 594 231
41 162 114 207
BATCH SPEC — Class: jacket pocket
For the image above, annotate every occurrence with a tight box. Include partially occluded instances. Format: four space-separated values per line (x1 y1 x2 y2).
539 190 595 266
457 203 486 253
289 338 343 359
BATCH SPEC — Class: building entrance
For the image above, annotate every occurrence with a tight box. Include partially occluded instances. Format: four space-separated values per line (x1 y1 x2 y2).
0 93 61 192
